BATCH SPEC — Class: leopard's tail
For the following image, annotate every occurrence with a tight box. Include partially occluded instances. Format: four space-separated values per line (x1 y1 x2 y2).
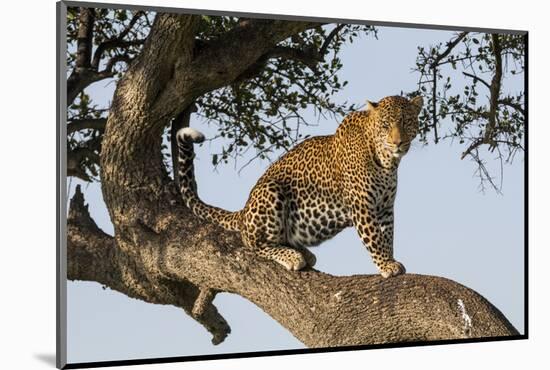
176 127 242 232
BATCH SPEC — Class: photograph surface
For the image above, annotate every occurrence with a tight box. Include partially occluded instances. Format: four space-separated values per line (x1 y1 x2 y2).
60 2 526 367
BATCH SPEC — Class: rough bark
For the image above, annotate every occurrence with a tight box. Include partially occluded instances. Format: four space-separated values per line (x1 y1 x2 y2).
67 183 517 346
67 12 518 347
67 186 231 343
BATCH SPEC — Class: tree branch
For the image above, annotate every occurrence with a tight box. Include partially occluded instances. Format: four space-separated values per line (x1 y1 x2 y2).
67 8 98 105
431 31 468 68
67 146 100 181
265 46 322 71
460 138 484 160
229 22 334 79
102 54 133 74
67 185 231 344
118 11 145 40
67 118 107 134
68 183 518 346
428 32 469 143
485 34 503 146
67 9 145 105
186 19 320 95
74 7 95 69
259 23 344 70
162 221 518 346
67 68 116 105
91 11 145 69
432 66 438 143
92 39 145 70
319 24 346 57
498 98 525 116
462 71 491 89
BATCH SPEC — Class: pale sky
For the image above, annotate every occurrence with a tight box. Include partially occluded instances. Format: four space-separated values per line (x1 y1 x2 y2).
66 23 524 363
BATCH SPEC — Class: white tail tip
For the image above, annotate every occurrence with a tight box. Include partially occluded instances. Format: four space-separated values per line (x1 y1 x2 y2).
177 127 205 144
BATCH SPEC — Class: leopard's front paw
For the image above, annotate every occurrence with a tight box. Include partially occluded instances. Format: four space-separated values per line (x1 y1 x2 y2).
271 248 307 271
279 252 307 271
379 260 406 278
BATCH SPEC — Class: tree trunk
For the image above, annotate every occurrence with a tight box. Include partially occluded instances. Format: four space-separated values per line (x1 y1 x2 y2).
67 13 518 348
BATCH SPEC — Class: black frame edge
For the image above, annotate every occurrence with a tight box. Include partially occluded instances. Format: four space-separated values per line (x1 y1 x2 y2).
523 32 529 338
63 335 527 369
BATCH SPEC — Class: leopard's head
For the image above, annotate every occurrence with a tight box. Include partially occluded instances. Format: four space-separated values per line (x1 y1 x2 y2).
367 95 424 161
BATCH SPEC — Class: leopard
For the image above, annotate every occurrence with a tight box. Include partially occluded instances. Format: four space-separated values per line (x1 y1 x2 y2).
176 95 424 278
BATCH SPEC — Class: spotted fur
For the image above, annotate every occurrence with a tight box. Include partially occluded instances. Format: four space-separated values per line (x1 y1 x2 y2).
177 95 424 277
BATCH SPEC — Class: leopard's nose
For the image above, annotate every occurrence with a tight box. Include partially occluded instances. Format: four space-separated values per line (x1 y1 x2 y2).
389 133 403 147
390 126 403 147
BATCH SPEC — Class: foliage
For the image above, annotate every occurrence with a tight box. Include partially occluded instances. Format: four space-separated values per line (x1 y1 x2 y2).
66 7 152 77
67 7 153 181
196 23 376 167
66 8 525 192
67 93 105 181
67 7 376 178
412 32 525 191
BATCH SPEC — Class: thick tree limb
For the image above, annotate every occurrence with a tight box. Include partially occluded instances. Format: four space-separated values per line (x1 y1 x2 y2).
66 12 519 348
182 19 320 99
68 184 518 346
67 185 231 344
159 213 518 346
265 46 322 71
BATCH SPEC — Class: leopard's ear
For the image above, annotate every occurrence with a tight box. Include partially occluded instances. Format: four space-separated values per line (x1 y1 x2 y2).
410 95 424 113
366 100 379 111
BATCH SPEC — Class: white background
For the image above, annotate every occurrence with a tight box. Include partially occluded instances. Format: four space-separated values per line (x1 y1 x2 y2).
0 0 546 369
